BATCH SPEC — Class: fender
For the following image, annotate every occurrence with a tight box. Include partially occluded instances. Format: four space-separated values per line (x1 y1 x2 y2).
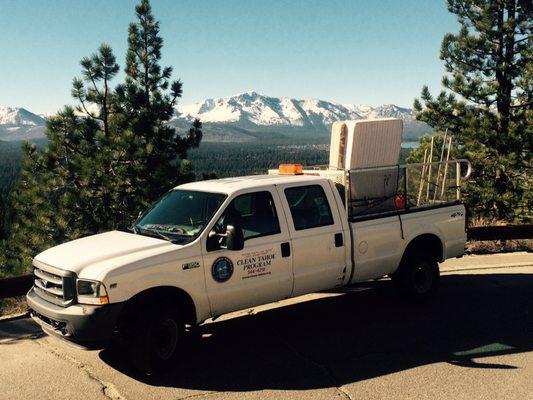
97 254 211 324
397 204 466 264
399 224 446 262
120 285 198 326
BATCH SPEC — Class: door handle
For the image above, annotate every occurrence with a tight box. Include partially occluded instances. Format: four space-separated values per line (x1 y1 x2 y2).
281 242 291 257
334 233 343 247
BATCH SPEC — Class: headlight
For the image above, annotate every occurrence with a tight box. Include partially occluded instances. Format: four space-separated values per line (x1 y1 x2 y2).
76 279 109 305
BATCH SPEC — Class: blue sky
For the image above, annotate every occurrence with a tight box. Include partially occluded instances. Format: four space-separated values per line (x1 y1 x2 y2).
0 0 458 114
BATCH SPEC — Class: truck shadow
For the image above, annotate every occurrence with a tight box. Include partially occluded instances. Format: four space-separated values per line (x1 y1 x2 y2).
0 317 44 344
100 272 533 391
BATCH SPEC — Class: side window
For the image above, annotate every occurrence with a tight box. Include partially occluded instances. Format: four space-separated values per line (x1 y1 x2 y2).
216 191 281 240
284 185 334 230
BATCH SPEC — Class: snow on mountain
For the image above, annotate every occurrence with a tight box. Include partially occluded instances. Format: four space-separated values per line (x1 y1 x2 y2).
0 106 47 141
176 91 361 127
174 92 428 141
176 91 417 129
0 93 428 143
38 112 56 120
368 104 416 120
0 106 46 126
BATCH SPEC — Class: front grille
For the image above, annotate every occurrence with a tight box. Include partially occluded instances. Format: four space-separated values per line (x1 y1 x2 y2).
33 264 76 307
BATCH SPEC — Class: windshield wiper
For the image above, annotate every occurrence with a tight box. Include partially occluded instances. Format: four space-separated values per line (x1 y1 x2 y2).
134 225 176 243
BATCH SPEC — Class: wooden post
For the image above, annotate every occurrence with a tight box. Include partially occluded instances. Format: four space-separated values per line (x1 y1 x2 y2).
426 136 435 202
456 159 461 200
433 129 448 201
404 165 409 208
417 148 428 206
440 137 453 199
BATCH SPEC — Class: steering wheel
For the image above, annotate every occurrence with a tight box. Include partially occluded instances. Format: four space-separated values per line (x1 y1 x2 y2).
170 226 187 234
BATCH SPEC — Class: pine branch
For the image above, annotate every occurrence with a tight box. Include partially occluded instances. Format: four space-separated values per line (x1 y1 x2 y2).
77 97 101 121
510 100 533 108
514 35 532 44
448 55 494 73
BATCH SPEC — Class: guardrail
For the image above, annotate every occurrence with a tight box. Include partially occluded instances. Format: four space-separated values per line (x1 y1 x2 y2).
0 224 531 301
0 274 32 300
467 224 533 241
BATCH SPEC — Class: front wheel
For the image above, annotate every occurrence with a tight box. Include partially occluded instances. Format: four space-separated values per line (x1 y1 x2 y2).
129 306 185 373
391 252 440 302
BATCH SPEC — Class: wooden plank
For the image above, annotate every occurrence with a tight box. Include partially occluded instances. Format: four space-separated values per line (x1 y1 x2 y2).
440 137 453 199
433 129 448 201
426 136 435 201
416 149 428 206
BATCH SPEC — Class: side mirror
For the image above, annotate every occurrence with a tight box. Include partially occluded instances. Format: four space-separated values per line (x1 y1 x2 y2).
206 230 221 252
226 225 244 251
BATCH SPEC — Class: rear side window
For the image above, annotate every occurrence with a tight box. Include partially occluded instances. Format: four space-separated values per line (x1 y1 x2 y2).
284 185 334 230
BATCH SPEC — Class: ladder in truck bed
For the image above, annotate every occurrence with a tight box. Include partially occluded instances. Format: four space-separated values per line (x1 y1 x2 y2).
270 117 473 220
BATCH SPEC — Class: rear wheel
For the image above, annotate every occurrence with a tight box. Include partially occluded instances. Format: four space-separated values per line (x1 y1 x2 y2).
391 252 440 302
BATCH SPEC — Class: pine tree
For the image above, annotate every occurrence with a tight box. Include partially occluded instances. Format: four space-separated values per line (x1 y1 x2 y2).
4 0 202 274
414 0 532 222
114 0 201 213
7 42 118 271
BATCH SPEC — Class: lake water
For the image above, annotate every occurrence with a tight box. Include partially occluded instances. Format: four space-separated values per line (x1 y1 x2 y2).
401 141 419 148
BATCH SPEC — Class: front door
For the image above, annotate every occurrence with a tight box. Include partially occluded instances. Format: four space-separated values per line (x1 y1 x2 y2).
276 182 347 296
202 188 293 316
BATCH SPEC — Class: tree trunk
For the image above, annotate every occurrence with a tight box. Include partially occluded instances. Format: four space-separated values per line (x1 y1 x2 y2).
495 0 516 140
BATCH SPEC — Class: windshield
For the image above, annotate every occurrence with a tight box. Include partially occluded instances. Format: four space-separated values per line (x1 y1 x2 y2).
135 189 227 244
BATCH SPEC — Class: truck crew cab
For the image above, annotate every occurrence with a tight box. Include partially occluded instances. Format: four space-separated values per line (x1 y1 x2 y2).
27 118 472 371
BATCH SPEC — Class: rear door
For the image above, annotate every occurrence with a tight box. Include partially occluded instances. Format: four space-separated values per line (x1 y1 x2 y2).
202 187 293 316
276 182 347 296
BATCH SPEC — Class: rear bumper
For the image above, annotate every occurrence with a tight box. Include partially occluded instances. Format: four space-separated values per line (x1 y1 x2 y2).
26 287 123 349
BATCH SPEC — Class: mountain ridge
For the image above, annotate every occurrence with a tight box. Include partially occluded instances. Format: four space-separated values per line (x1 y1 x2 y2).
1 92 430 142
175 91 418 126
0 106 47 141
173 91 429 141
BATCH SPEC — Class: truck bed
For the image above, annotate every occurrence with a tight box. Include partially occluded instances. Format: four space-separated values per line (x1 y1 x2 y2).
348 202 467 283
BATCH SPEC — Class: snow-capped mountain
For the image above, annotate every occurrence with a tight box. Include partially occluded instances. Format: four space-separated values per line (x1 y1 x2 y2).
1 93 429 142
353 103 416 121
0 106 46 141
0 106 45 126
176 91 365 127
174 91 427 141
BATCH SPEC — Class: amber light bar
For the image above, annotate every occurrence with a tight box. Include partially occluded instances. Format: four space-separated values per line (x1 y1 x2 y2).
278 164 303 175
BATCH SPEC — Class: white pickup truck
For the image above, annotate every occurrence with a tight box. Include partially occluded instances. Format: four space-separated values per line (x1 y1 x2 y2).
27 119 471 371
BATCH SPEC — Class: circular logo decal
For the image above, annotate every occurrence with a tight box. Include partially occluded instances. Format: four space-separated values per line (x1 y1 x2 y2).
212 257 234 283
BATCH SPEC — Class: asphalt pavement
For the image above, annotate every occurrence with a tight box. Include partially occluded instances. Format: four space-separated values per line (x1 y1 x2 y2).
1 252 532 400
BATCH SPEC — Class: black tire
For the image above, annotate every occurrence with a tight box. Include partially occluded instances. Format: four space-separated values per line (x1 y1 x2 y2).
391 252 440 302
129 304 185 374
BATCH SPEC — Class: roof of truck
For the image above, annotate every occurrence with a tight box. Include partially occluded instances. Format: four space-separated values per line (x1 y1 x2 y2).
176 174 326 194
